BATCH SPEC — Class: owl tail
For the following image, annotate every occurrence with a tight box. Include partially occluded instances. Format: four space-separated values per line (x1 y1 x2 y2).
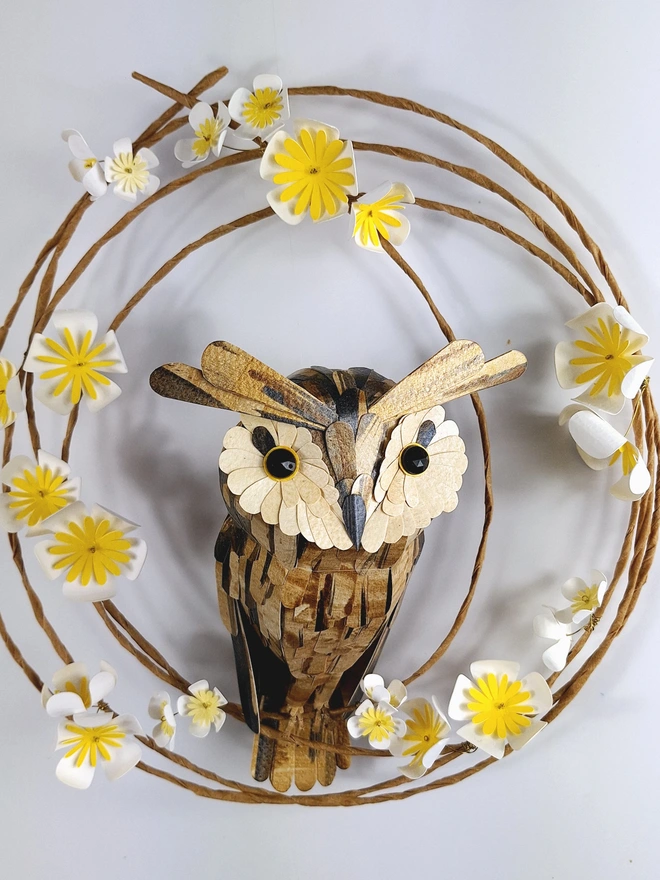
252 707 351 792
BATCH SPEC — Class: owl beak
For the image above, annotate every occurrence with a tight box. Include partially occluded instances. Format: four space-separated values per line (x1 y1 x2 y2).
342 494 366 549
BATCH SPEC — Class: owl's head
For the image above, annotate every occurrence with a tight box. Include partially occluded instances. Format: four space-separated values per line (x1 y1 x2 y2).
150 340 526 552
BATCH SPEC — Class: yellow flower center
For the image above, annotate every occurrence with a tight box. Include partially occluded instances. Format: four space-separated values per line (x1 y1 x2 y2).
400 702 447 766
192 117 223 157
242 87 283 129
608 441 638 476
467 673 534 739
186 689 223 727
8 465 71 526
272 127 355 221
60 721 125 767
570 585 600 614
0 361 16 426
569 316 640 398
357 705 397 743
108 151 150 194
35 327 114 405
48 515 132 587
58 676 92 709
83 157 97 169
353 193 405 247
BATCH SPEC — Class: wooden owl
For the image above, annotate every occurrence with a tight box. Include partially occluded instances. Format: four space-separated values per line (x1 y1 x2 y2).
150 339 526 791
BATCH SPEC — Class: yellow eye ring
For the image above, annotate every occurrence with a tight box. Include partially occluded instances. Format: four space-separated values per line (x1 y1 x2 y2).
263 445 300 482
399 443 430 476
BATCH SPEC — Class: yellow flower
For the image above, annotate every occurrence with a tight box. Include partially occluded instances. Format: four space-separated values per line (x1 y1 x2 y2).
24 310 127 414
0 450 80 535
175 102 231 168
467 673 534 738
261 119 357 224
42 660 117 718
148 691 177 748
555 303 652 414
35 501 146 602
55 710 143 788
60 719 126 768
352 182 415 251
389 697 450 778
0 357 23 428
347 698 406 749
555 569 608 625
243 87 284 130
177 680 227 737
229 74 290 139
104 137 160 202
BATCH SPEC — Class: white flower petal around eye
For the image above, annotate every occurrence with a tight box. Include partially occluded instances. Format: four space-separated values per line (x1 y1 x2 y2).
611 457 651 501
541 637 572 672
385 514 405 545
507 719 547 752
321 509 352 550
300 461 330 487
519 672 553 717
469 659 521 683
51 308 99 347
222 425 257 452
219 448 263 473
447 674 475 722
376 459 400 502
278 501 299 536
239 477 275 514
297 474 321 505
457 722 506 759
112 137 133 158
400 411 426 445
46 691 87 717
227 466 268 495
308 511 333 549
621 358 653 399
275 422 298 448
567 409 625 460
260 483 283 525
403 474 419 508
280 479 300 508
148 692 171 720
361 507 389 553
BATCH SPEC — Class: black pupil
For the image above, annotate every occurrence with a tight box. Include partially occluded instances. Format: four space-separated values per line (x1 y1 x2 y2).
400 444 430 476
264 447 298 480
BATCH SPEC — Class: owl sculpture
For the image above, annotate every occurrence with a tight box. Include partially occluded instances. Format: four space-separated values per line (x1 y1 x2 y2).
150 339 526 791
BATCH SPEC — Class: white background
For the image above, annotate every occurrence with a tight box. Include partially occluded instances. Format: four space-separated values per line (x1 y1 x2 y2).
1 2 659 877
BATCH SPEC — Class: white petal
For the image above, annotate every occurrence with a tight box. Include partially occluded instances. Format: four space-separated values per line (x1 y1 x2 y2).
51 309 99 348
88 665 117 703
470 660 521 682
4 373 24 420
362 673 385 698
65 131 94 159
174 138 201 165
568 410 625 460
621 358 653 399
519 672 553 717
507 719 547 751
82 165 107 199
46 691 86 717
62 578 117 603
239 477 275 514
136 147 159 170
103 740 142 782
611 458 651 501
121 537 147 581
56 752 96 789
574 385 625 416
347 716 363 739
188 679 209 696
148 691 171 720
541 637 572 672
112 137 133 157
83 377 122 413
228 87 254 124
456 722 506 759
612 305 649 339
447 674 475 721
0 454 36 488
189 719 211 738
561 576 589 602
142 174 160 197
533 609 566 641
253 73 283 92
266 188 307 225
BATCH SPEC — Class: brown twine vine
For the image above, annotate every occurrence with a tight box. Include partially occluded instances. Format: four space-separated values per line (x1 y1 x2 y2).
0 66 657 806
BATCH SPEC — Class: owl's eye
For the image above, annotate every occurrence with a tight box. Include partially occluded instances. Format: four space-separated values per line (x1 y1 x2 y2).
263 446 300 481
399 443 430 476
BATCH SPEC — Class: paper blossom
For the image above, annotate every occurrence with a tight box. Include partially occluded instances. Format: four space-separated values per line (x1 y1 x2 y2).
61 130 107 200
448 660 553 759
219 415 352 550
228 74 290 140
177 680 227 738
42 660 117 717
104 138 159 202
148 692 177 749
34 501 146 602
55 710 143 789
555 303 653 415
260 119 357 224
24 309 127 414
0 450 80 535
0 357 24 428
361 673 407 709
347 698 406 750
554 570 607 626
361 405 468 553
560 404 651 501
533 608 574 672
389 697 451 779
352 182 415 251
174 101 231 168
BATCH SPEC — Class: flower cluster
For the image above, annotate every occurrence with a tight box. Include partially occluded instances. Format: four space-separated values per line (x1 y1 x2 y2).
555 304 653 500
63 131 159 202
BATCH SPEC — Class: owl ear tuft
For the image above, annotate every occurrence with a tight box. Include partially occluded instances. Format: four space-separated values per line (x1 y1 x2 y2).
368 340 526 423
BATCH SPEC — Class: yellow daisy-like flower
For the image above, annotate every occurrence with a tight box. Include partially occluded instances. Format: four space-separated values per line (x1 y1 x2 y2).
0 357 24 428
174 102 231 168
0 450 80 534
352 182 415 251
42 660 117 717
466 673 534 739
555 569 608 626
104 137 160 202
229 74 290 139
347 698 406 750
24 310 127 414
35 501 146 602
260 119 357 224
177 680 227 737
555 303 653 414
389 697 451 779
55 710 143 789
148 691 177 749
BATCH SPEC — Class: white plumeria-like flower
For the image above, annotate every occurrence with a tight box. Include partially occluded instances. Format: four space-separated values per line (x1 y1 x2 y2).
61 129 107 200
361 405 468 553
174 101 231 168
55 710 143 790
148 691 177 749
555 303 653 415
0 450 80 535
361 673 407 708
219 415 351 550
260 118 357 225
554 569 608 625
34 501 146 602
177 680 227 738
41 660 117 717
533 608 574 673
104 137 160 202
448 660 553 759
352 182 415 252
389 697 451 779
560 404 651 501
0 357 24 428
228 74 290 141
24 309 127 415
346 698 406 750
